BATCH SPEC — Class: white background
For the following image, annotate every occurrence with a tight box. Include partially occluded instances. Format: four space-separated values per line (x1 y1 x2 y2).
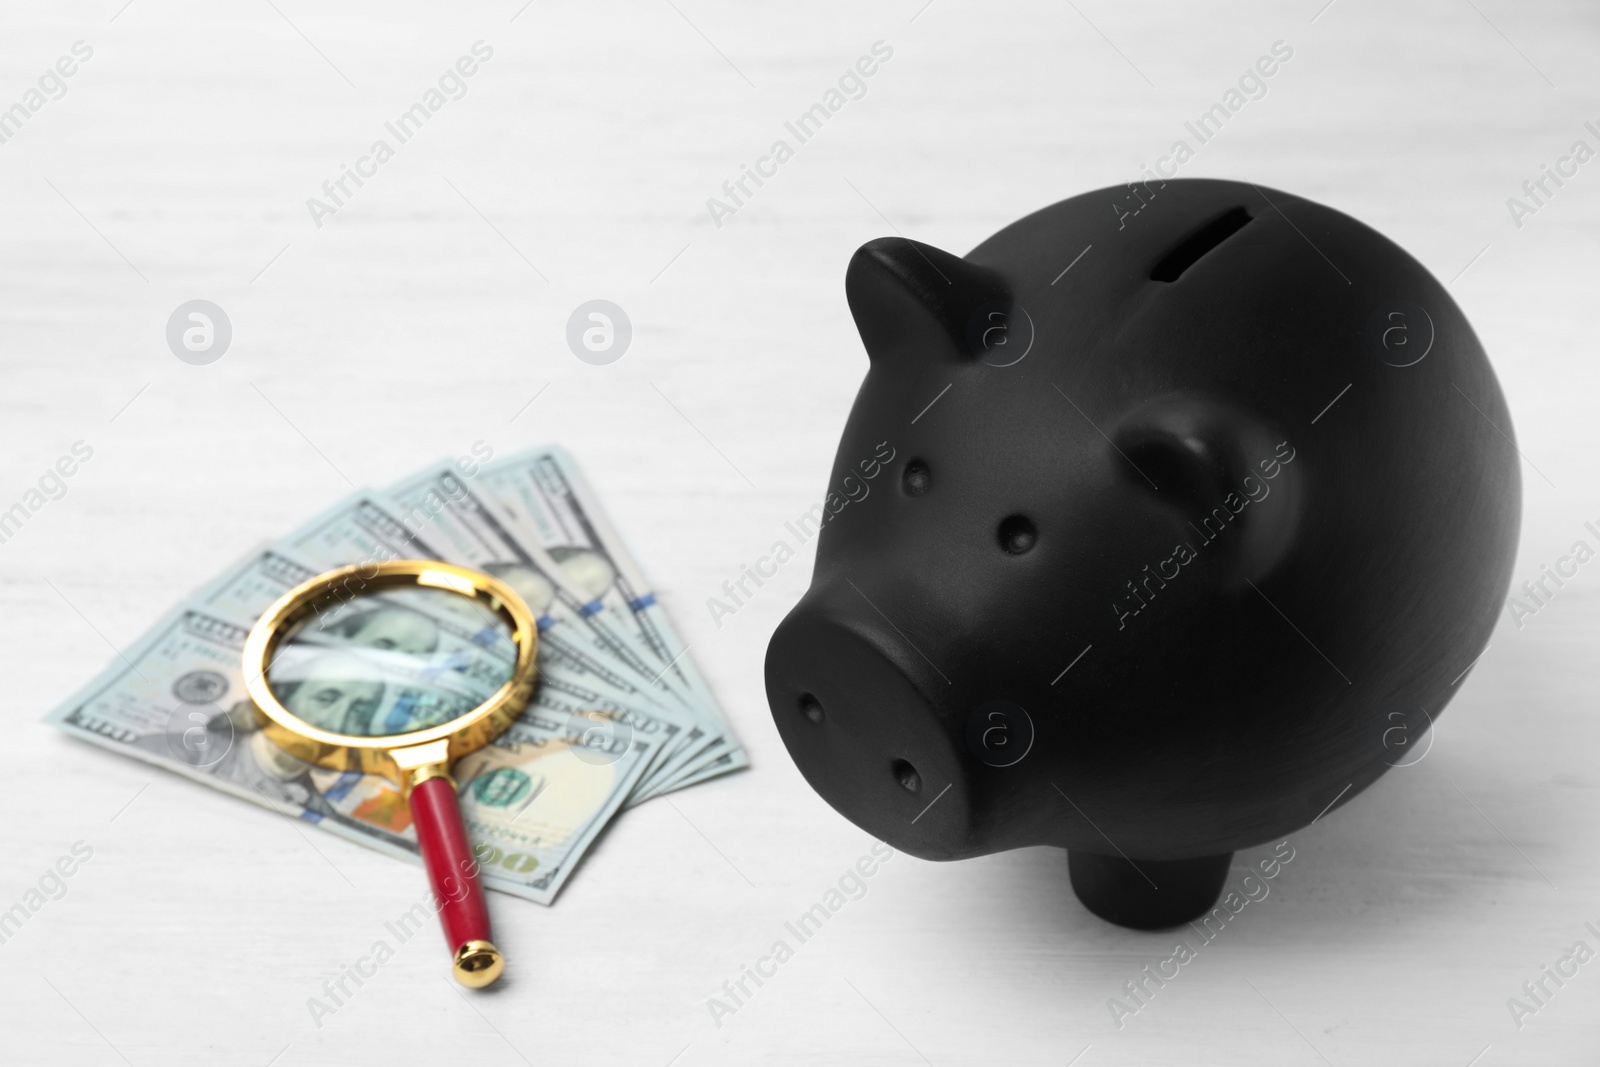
1 1 1597 1064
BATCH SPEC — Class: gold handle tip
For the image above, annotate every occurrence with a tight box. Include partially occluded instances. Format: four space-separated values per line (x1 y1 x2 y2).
453 940 504 988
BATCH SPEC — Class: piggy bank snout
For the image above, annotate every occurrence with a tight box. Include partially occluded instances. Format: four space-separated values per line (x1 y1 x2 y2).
765 588 981 859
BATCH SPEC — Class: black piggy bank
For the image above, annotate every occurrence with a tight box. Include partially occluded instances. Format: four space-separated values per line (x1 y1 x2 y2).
765 178 1520 928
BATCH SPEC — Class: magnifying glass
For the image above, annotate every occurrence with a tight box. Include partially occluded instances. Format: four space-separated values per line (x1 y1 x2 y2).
242 560 539 988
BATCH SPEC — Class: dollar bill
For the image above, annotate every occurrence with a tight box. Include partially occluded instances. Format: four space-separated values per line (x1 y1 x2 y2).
43 602 662 904
478 447 713 699
476 447 747 792
454 706 651 904
378 466 715 792
381 466 699 713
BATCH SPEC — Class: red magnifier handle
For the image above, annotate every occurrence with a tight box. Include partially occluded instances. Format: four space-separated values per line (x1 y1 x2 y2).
409 773 503 987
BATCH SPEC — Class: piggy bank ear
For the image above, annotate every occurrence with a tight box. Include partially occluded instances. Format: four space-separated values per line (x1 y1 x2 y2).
1111 395 1302 584
846 237 1011 365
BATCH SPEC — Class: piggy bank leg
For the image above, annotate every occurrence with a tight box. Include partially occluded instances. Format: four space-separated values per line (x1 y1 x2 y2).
1067 851 1232 930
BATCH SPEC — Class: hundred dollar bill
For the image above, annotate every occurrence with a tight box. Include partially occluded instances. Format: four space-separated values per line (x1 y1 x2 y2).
190 543 695 794
43 603 661 903
478 447 713 698
475 447 735 717
476 447 746 791
453 707 649 904
378 466 713 793
381 466 700 714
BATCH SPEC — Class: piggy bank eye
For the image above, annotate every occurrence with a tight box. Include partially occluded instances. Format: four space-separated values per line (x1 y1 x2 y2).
998 515 1037 555
891 759 921 793
902 460 931 496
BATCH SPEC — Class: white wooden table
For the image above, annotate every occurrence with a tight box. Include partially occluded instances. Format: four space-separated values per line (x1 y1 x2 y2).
1 1 1596 1063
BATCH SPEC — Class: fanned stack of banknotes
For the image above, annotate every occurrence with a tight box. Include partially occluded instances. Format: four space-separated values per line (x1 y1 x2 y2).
46 447 745 904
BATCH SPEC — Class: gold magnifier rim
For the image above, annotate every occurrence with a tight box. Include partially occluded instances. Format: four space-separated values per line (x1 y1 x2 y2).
242 560 539 784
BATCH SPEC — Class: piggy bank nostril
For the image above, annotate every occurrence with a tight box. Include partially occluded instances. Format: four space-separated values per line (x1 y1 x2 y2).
799 693 825 723
902 460 931 496
892 759 921 793
998 515 1037 554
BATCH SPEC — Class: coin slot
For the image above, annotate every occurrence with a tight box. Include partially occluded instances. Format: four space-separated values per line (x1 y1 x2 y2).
1150 207 1252 283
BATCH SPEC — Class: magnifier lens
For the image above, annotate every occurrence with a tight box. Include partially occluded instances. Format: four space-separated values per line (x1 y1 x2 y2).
264 586 516 738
